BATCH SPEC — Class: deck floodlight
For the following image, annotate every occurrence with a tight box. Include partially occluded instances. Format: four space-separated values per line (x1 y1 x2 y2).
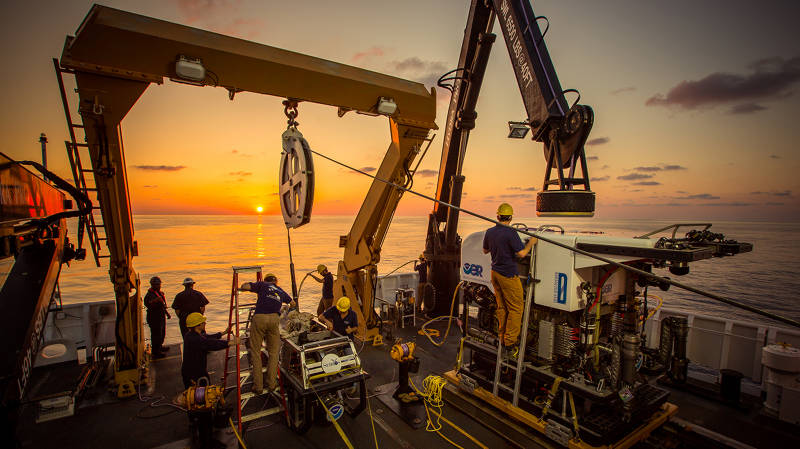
376 97 398 116
175 55 206 82
508 121 530 139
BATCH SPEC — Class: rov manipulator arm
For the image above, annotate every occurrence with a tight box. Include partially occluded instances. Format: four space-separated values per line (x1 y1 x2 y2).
425 0 595 317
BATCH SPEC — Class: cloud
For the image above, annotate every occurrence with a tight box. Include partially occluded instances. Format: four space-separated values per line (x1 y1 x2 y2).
633 181 661 186
770 154 781 159
601 164 610 170
340 166 377 175
231 149 252 157
729 103 768 114
143 185 158 188
590 176 609 182
134 165 186 171
352 46 386 63
389 57 448 87
617 173 653 181
751 190 792 197
586 137 610 146
646 56 800 111
229 171 252 176
676 193 720 200
702 202 753 207
587 156 599 161
507 186 538 191
498 193 533 199
631 164 687 172
415 169 438 178
173 0 264 39
611 86 636 95
766 202 784 206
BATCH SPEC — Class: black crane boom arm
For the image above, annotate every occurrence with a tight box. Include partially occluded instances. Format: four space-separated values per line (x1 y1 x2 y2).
425 0 590 316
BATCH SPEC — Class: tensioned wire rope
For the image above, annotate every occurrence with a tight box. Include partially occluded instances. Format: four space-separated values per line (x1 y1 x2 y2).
306 147 800 329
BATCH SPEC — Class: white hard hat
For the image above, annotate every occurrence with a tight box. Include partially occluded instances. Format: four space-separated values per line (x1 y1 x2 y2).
182 277 195 285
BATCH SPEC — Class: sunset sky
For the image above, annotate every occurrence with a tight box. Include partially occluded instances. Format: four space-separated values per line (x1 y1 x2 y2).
1 0 798 221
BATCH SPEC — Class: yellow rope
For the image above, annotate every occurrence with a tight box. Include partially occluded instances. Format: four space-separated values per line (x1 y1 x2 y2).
310 385 354 449
409 375 488 449
229 417 248 449
367 395 380 449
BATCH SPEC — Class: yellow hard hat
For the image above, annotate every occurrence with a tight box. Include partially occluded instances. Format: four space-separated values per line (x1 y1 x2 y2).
419 253 424 260
186 312 206 328
317 264 327 274
336 296 351 312
497 203 513 216
265 273 277 282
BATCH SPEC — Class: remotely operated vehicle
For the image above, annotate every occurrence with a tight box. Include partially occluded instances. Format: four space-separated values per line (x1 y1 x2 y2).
458 224 752 445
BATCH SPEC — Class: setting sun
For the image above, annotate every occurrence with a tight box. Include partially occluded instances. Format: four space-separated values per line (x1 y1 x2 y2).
255 206 264 213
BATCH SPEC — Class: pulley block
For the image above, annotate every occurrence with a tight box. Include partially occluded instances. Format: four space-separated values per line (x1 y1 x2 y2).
279 128 315 228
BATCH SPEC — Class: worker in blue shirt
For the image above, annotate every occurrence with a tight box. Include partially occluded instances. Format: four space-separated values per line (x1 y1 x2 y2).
483 203 536 360
310 264 335 315
319 297 358 339
239 273 295 395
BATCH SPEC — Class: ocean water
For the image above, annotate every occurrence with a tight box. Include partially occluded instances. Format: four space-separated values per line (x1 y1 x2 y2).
57 215 800 339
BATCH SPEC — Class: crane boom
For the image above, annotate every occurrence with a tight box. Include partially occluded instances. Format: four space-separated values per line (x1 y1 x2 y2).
425 0 595 316
59 4 436 394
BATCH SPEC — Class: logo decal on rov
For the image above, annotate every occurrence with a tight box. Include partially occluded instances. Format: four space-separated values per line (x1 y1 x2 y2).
554 272 567 304
462 263 484 277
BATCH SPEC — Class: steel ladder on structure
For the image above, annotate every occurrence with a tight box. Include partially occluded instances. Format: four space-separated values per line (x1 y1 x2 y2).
53 58 108 267
489 247 537 408
222 266 287 433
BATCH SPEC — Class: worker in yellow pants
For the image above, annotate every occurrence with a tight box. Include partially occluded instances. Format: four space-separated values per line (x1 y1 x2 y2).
483 203 535 359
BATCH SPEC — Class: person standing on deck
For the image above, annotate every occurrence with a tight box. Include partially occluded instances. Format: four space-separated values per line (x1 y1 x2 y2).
310 264 335 315
414 254 428 313
172 277 209 339
144 276 171 357
482 203 536 360
181 313 235 388
319 297 358 340
239 274 295 395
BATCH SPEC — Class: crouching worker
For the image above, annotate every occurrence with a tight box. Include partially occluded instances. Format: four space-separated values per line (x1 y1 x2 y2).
181 312 236 389
319 297 358 340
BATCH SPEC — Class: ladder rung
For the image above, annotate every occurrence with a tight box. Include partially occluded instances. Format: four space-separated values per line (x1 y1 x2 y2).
72 143 89 147
98 255 111 258
85 188 98 192
80 168 94 173
71 124 84 129
496 383 514 392
241 406 282 423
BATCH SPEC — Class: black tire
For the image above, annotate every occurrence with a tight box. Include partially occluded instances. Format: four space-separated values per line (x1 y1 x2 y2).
421 283 437 313
536 191 595 216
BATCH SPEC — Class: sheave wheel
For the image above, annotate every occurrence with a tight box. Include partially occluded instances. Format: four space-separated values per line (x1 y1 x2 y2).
536 191 595 217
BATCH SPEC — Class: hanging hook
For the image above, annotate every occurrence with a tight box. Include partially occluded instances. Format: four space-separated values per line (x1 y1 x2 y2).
282 99 300 129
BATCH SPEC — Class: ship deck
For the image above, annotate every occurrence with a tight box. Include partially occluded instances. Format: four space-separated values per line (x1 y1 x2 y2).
16 319 800 449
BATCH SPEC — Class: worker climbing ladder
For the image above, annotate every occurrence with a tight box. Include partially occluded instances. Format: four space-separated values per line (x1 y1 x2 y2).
222 265 287 433
489 248 536 408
